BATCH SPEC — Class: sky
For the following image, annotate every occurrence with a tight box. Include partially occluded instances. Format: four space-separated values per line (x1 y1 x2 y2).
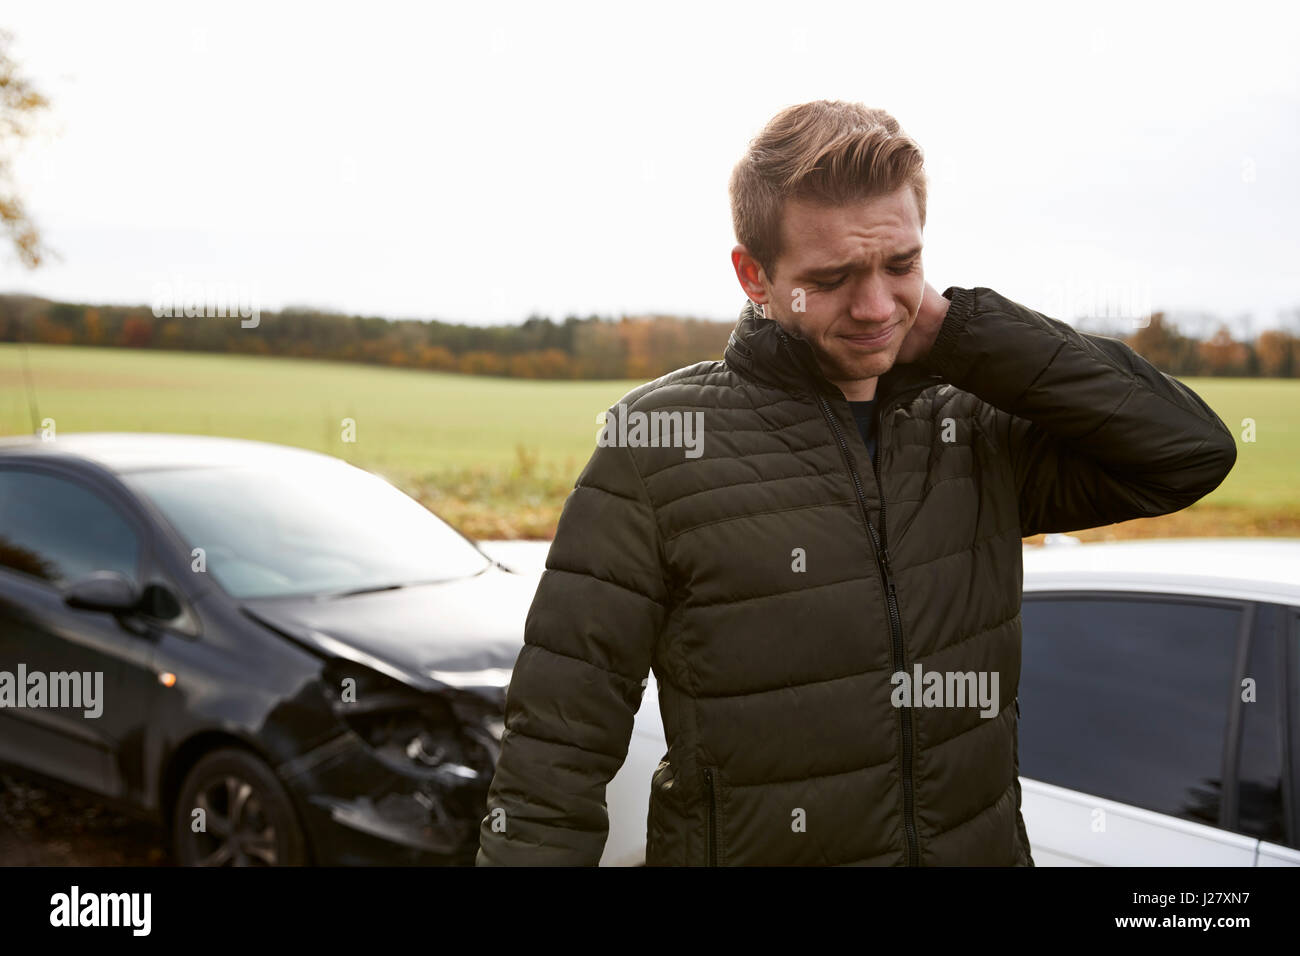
2 0 1298 336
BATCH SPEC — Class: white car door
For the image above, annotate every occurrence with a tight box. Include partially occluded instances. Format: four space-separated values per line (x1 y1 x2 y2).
1018 593 1297 866
1020 779 1258 866
477 538 660 866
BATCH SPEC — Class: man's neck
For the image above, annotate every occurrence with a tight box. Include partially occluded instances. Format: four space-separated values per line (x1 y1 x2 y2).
833 378 878 401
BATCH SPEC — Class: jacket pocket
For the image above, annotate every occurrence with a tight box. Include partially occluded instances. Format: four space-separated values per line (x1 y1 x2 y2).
702 765 725 866
1011 695 1034 866
647 756 683 865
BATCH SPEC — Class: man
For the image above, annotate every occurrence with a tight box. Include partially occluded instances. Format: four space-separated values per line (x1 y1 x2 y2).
476 100 1237 866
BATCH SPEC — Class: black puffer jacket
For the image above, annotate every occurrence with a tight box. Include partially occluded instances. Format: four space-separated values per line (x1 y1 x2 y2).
477 286 1237 866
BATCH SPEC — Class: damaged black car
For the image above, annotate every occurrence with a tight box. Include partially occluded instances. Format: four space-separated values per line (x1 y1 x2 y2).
0 433 536 865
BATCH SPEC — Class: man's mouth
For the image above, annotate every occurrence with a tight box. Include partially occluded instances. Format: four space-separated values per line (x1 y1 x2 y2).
841 324 897 349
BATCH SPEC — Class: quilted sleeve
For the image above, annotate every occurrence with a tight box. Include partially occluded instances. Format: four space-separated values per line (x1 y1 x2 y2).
921 286 1238 538
476 402 670 865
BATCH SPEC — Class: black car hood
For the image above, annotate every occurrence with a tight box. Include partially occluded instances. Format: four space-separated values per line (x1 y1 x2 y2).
241 564 540 696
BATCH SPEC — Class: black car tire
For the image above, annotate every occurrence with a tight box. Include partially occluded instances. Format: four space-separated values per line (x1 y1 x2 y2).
172 748 309 866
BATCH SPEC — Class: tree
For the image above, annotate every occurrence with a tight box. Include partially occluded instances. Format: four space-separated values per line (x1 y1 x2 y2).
1256 329 1296 378
1128 311 1184 371
1199 325 1249 376
0 30 50 268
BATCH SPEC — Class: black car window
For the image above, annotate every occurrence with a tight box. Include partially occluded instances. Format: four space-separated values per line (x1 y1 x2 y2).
1291 611 1300 846
0 469 140 586
1235 604 1288 846
1019 595 1240 831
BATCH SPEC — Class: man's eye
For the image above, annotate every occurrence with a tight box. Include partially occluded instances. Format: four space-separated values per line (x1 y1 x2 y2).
813 276 845 290
888 261 917 276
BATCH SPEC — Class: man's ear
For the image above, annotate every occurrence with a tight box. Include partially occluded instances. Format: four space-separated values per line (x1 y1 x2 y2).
731 245 772 304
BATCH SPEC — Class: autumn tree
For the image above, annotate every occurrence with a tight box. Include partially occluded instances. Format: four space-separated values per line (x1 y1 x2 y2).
1255 329 1296 378
1128 312 1186 371
1199 324 1249 376
0 30 49 268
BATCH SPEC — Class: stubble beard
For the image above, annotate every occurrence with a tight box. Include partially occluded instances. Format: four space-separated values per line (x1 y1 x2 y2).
769 302 884 384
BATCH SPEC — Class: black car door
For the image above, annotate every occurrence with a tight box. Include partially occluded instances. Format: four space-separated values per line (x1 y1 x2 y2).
0 464 158 798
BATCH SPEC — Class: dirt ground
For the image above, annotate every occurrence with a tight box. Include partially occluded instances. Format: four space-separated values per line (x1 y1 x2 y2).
0 771 171 866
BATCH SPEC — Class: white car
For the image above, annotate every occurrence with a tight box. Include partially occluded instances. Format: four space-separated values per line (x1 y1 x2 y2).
1015 535 1300 866
476 539 663 866
481 537 1300 867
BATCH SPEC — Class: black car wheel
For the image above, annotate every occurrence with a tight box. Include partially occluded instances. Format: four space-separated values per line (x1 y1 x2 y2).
172 748 308 866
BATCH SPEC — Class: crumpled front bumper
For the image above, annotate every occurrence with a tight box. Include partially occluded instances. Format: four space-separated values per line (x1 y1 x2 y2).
277 685 504 865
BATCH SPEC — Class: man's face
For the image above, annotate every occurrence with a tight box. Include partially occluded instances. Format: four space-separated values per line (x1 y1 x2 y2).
757 185 925 398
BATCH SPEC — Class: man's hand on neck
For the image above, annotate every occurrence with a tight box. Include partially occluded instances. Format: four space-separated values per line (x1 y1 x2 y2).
824 281 950 400
896 281 950 366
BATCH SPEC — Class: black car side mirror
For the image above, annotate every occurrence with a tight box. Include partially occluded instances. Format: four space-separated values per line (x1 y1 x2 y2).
64 570 143 613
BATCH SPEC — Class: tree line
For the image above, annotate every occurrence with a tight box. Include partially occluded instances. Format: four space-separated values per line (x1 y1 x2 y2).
1 294 1298 379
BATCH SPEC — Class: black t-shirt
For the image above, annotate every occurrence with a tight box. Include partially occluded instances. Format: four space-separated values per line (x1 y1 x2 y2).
847 399 877 463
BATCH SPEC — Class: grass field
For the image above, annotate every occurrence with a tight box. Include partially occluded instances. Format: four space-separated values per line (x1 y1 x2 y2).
1 343 1296 540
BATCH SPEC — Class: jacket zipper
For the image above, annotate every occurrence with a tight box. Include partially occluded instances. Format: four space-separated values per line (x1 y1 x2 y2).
704 767 718 866
777 333 921 866
869 401 920 868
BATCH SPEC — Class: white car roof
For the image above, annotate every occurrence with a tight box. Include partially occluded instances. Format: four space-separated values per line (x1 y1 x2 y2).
1022 537 1300 605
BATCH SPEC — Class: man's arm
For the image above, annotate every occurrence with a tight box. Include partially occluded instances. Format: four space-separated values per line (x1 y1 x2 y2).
476 403 669 865
919 286 1237 537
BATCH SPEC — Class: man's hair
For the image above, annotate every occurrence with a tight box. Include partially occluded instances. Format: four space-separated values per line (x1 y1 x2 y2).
729 100 928 279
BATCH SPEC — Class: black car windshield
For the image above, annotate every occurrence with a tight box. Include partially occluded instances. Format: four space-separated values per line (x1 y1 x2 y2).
123 460 491 599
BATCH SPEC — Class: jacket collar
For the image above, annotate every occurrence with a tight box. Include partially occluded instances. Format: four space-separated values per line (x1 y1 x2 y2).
723 299 943 406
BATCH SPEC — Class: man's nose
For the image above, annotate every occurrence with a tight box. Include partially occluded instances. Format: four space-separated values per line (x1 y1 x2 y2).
847 273 894 324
